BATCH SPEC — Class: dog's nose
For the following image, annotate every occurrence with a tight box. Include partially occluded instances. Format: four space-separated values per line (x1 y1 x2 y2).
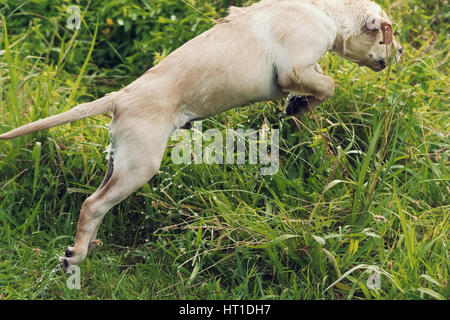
398 46 403 54
378 59 386 69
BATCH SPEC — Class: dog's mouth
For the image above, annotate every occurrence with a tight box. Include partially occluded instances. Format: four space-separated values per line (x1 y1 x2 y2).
368 59 387 72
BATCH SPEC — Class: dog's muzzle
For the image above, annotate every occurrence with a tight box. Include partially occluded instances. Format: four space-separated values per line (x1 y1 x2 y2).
370 45 403 71
369 59 387 71
377 59 387 70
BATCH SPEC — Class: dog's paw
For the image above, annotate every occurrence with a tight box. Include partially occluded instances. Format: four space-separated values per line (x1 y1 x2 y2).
60 246 84 273
59 247 73 272
60 256 71 273
285 95 314 116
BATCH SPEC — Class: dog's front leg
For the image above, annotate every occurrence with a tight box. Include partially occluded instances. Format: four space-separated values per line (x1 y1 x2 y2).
282 63 335 116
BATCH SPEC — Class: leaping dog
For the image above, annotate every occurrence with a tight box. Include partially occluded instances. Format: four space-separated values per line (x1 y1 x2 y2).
0 0 402 271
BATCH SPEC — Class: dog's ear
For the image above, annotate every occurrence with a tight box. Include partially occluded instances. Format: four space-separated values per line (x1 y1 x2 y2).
365 15 393 45
380 22 393 45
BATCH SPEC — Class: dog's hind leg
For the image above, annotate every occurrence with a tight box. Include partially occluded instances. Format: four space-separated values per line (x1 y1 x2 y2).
60 119 172 271
86 156 114 252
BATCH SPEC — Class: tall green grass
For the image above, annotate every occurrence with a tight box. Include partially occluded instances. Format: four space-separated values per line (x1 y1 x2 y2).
0 0 448 299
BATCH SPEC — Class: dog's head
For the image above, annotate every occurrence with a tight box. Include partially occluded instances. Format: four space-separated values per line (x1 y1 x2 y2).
339 3 402 71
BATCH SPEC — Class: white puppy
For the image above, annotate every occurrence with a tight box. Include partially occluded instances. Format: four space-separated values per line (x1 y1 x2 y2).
0 0 401 271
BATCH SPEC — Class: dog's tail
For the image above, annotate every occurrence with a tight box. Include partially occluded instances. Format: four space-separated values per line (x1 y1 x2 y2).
0 93 116 140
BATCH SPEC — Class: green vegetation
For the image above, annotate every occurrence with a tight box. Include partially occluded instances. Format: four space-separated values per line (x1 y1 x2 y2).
0 0 448 299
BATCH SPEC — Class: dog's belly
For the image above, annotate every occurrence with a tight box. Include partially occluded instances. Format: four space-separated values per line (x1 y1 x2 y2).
184 70 283 118
172 56 283 119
